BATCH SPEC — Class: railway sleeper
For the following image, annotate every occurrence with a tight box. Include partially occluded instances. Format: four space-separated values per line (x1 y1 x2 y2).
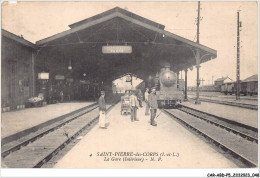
180 107 258 142
165 110 257 168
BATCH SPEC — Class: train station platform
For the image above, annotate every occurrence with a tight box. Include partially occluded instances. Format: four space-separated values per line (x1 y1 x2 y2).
1 102 95 139
54 102 237 168
198 96 258 105
188 92 258 105
181 101 258 128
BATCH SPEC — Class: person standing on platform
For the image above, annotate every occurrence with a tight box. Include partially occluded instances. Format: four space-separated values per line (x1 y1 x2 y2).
98 91 107 129
137 89 143 108
129 90 139 122
144 88 150 115
122 90 128 99
60 90 64 103
148 87 158 126
67 83 71 101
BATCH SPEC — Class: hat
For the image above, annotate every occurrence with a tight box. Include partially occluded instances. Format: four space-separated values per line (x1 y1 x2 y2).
151 87 156 90
101 91 105 94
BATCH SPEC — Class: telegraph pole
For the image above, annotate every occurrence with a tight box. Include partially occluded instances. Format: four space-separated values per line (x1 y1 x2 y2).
197 1 200 44
195 1 201 104
236 11 241 100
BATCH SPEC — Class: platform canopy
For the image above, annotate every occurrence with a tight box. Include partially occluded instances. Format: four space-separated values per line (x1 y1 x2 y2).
36 7 217 82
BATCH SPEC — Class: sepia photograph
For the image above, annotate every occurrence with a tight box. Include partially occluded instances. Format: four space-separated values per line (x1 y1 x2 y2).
1 1 259 177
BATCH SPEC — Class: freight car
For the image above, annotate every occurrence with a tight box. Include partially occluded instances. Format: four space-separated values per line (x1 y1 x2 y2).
220 80 257 96
189 75 258 96
242 74 258 96
245 81 258 96
221 82 235 95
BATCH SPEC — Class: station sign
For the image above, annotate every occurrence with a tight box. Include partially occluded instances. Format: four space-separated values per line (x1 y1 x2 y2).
38 72 49 80
55 75 65 80
102 45 132 54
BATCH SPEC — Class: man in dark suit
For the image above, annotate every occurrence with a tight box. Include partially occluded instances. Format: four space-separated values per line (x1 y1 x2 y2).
148 87 158 126
137 89 143 108
144 88 150 115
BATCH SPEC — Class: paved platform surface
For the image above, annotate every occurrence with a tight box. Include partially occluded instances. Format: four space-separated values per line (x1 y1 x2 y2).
181 101 258 128
188 92 258 104
54 103 237 168
1 102 94 138
194 96 258 105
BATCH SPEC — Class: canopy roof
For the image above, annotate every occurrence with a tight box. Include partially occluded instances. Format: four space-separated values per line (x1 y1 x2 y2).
2 29 36 49
36 7 217 82
68 7 165 30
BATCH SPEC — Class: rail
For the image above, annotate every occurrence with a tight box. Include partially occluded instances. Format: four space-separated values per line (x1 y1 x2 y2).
178 105 258 143
2 98 120 168
163 108 258 168
189 97 258 110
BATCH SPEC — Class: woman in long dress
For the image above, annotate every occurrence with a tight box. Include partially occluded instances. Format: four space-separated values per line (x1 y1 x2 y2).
98 91 106 129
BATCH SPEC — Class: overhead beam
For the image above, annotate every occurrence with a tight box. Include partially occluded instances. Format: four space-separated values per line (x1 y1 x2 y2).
36 12 118 45
116 12 217 57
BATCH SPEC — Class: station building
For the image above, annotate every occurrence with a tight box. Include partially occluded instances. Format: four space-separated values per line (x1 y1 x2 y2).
214 77 233 86
1 7 217 111
1 30 36 111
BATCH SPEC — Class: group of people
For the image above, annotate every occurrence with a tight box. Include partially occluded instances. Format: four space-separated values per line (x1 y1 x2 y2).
98 87 159 129
128 88 158 126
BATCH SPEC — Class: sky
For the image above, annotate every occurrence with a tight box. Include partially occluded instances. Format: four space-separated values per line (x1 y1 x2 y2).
2 1 258 86
113 75 143 93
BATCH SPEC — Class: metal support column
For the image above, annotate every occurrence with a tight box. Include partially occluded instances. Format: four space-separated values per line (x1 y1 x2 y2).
31 51 36 96
184 69 188 101
130 74 133 89
195 49 201 104
177 72 179 88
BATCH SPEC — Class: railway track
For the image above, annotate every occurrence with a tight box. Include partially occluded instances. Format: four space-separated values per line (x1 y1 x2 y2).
1 103 98 157
188 93 258 101
190 97 258 110
179 105 258 143
2 102 118 168
1 102 98 146
163 107 258 168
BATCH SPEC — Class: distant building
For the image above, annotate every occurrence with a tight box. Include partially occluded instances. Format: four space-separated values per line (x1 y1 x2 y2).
214 77 233 86
112 73 143 93
242 74 258 95
242 74 258 82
